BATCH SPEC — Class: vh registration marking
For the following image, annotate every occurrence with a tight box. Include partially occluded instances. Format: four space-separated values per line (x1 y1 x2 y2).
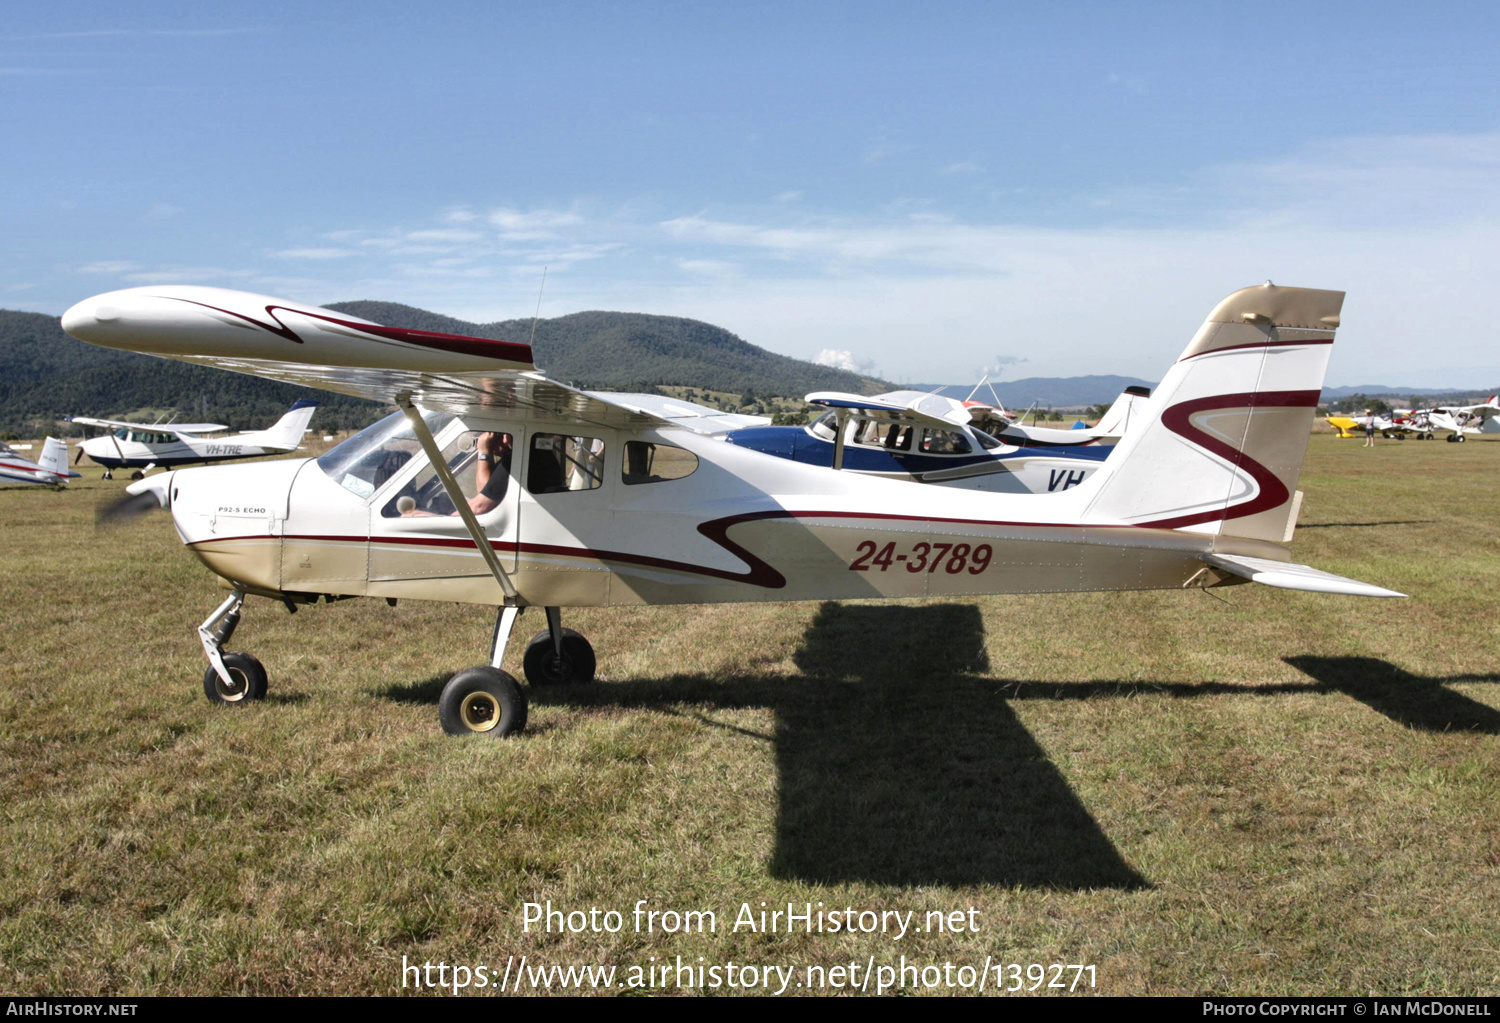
849 540 993 574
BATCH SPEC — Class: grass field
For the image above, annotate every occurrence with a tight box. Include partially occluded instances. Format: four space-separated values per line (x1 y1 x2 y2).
1 433 1497 996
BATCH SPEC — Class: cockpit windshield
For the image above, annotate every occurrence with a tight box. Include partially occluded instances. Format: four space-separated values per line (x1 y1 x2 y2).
316 409 454 499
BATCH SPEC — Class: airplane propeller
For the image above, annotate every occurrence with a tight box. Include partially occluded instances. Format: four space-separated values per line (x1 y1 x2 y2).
73 445 83 465
96 472 173 528
96 490 163 527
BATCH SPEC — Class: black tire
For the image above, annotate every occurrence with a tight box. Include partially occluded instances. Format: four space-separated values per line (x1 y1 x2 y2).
202 651 268 705
439 667 527 736
522 629 597 686
129 470 145 480
1457 434 1466 443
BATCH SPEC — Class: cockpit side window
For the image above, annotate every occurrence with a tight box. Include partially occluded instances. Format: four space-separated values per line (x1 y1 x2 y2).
622 440 698 484
851 419 911 451
808 412 837 441
381 430 514 518
920 428 972 455
528 434 604 494
316 409 454 499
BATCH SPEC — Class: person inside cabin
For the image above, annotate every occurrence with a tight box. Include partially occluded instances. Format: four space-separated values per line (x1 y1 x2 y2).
468 432 512 513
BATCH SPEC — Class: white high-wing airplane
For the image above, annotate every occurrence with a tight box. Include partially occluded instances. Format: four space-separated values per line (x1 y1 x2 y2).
70 399 318 478
63 281 1403 737
0 437 81 486
1419 396 1498 442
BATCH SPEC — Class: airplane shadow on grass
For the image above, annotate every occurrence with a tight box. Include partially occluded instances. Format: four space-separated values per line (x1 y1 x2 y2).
378 607 1500 889
1284 656 1500 734
382 602 1151 890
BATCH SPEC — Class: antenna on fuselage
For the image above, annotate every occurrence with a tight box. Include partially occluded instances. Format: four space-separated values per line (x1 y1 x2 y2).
528 266 548 348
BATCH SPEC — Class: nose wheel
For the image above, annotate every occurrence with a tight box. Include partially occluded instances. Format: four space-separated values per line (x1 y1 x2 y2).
203 652 268 704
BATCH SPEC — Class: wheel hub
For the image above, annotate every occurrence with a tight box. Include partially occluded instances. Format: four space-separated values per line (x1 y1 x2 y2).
460 691 502 731
215 668 248 702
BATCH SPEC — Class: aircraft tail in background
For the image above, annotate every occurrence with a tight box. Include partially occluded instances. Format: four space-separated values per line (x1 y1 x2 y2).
241 399 318 451
38 437 77 478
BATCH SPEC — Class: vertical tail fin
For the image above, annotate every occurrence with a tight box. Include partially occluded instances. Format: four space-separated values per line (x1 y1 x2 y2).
249 399 317 450
38 437 76 478
1081 283 1343 543
1089 386 1152 440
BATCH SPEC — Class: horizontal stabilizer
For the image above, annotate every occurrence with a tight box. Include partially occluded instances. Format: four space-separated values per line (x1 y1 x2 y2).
1202 553 1406 598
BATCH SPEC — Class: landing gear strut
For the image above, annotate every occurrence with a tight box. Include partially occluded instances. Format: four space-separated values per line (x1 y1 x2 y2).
523 606 597 687
197 589 268 705
437 605 596 737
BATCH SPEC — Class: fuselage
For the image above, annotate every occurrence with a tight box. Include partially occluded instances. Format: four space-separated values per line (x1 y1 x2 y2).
79 427 288 469
160 410 1279 610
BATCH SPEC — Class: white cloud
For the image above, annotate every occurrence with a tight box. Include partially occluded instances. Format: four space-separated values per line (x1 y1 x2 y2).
486 206 585 235
676 259 737 278
78 261 141 274
406 228 482 242
813 349 875 373
275 247 359 260
977 355 1027 379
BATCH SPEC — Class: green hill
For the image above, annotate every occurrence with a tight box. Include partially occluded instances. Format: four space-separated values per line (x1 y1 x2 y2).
325 301 885 395
0 303 884 437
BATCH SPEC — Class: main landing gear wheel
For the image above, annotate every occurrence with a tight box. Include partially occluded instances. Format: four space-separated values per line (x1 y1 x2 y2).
439 666 528 737
129 470 145 480
202 651 268 705
1457 433 1467 443
522 629 597 686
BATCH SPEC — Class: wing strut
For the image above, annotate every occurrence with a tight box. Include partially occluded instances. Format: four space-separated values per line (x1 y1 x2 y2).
396 394 523 605
832 410 850 470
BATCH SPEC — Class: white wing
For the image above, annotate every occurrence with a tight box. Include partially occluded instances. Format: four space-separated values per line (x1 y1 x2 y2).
62 286 679 431
69 415 229 433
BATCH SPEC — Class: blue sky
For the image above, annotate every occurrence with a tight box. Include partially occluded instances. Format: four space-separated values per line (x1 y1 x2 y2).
4 1 1500 387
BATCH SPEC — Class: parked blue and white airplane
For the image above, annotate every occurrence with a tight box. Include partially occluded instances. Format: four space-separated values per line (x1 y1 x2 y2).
0 437 80 486
720 388 1150 494
70 399 318 479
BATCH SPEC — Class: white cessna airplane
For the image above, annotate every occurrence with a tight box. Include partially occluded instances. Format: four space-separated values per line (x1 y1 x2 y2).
1418 396 1499 442
0 437 80 486
64 281 1402 737
70 399 318 478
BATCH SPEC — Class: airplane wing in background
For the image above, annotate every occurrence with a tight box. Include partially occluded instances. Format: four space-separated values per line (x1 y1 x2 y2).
804 390 974 430
68 416 229 433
